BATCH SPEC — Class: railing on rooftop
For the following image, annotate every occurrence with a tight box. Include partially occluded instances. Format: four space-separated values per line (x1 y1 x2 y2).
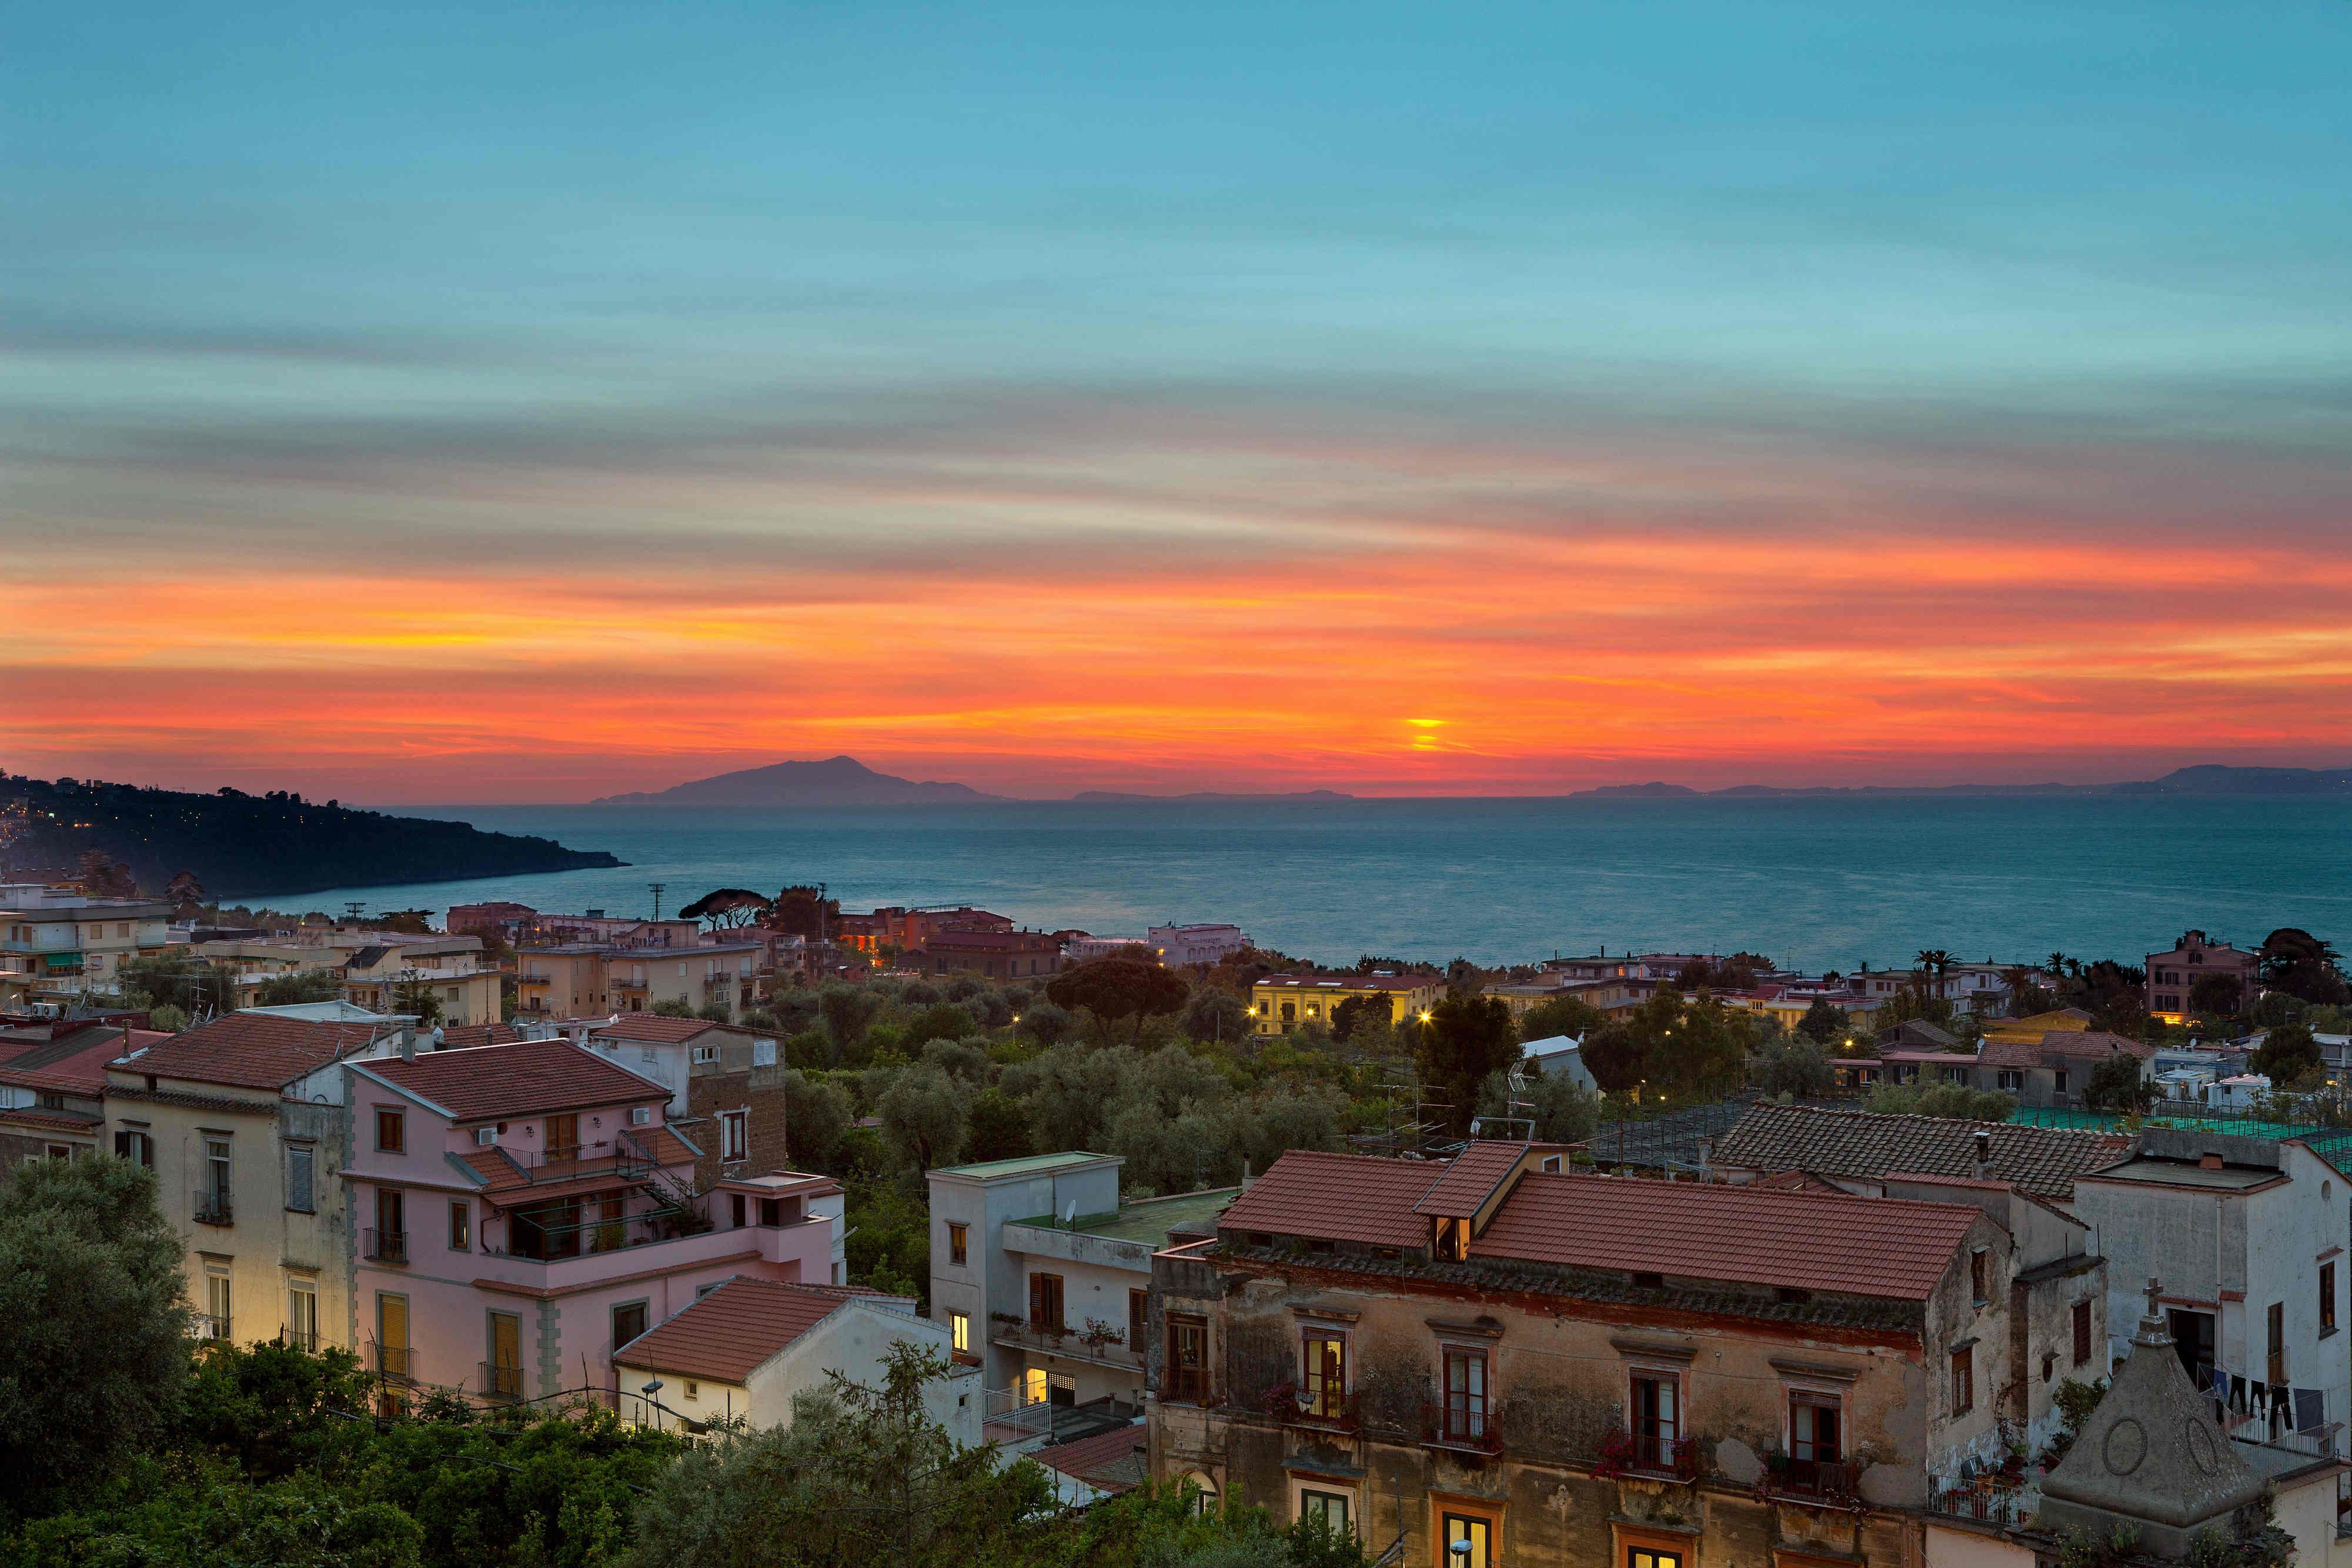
1767 1456 1858 1503
192 1313 230 1341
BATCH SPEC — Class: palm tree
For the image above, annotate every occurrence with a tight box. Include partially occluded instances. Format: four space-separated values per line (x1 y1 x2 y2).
2000 965 2037 1015
1914 949 1954 996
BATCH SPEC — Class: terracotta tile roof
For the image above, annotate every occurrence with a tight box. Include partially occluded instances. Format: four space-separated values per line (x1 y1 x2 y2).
116 1012 387 1091
1710 1104 2129 1201
436 1023 521 1051
1977 1031 2154 1069
1033 1424 1148 1492
363 1038 664 1121
1413 1141 1526 1219
610 1278 853 1382
1256 972 1438 994
0 1106 103 1132
587 1015 726 1044
1470 1172 1983 1299
0 1025 133 1096
1217 1151 1442 1248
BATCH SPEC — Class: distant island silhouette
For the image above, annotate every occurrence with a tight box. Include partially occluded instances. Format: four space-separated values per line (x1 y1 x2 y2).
1573 764 2352 799
595 755 1004 807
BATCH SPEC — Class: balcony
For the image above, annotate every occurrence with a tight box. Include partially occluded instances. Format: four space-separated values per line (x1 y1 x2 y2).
990 1318 1144 1373
471 1210 831 1294
369 1342 415 1383
480 1362 526 1402
278 1328 320 1353
1928 1482 2027 1527
1159 1367 1215 1406
193 1313 230 1340
610 976 649 994
1420 1399 1504 1456
1279 1385 1359 1435
1594 1430 1698 1482
1766 1457 1857 1503
193 1189 232 1226
363 1228 407 1263
518 973 557 988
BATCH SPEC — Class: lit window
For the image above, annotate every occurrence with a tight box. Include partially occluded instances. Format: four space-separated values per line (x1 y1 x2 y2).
951 1311 970 1353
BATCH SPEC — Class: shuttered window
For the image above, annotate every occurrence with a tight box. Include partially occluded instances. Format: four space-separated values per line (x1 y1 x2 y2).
286 1144 315 1213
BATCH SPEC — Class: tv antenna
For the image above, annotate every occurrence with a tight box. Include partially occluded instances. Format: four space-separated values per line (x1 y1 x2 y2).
649 881 667 921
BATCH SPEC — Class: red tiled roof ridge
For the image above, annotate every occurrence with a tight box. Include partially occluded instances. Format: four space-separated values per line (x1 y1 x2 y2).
362 1037 667 1121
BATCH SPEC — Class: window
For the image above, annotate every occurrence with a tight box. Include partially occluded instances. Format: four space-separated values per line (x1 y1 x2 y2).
730 1193 746 1228
691 1045 717 1065
1165 1314 1210 1402
1970 1249 1989 1303
613 1300 648 1349
2054 1070 2069 1095
720 1110 749 1164
1541 1154 1562 1174
2073 1300 2093 1365
449 1200 471 1252
1438 1512 1492 1568
948 1221 969 1266
1442 1347 1489 1441
1997 1069 2023 1093
1130 1288 1150 1346
375 1108 405 1153
1630 1373 1679 1467
373 1188 406 1260
1950 1346 1974 1414
113 1129 152 1166
376 1293 409 1379
950 1311 970 1353
488 1311 522 1399
203 1267 232 1339
546 1114 580 1161
684 1380 699 1401
285 1144 315 1213
286 1279 318 1352
2269 1301 2287 1385
1298 1490 1352 1537
2324 1263 2338 1334
1628 1552 1683 1568
1790 1391 1841 1467
1301 1331 1348 1417
1028 1272 1065 1331
1021 1366 1048 1405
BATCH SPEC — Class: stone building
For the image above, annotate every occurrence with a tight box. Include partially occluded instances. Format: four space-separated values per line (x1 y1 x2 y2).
1148 1143 2080 1568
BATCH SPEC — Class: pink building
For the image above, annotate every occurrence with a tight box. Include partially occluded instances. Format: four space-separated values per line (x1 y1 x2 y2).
343 1037 842 1407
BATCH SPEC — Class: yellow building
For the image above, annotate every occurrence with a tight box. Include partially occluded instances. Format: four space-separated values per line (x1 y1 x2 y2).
1482 978 1641 1022
1250 973 1444 1037
517 942 763 1022
1981 1007 2097 1046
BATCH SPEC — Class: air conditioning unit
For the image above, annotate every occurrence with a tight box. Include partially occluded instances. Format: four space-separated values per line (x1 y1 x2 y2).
474 1128 499 1147
629 1106 652 1126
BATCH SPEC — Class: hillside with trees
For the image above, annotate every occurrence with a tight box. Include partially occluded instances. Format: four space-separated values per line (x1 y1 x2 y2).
0 774 622 898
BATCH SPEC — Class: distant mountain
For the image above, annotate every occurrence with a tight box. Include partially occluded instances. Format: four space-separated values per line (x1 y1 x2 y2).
594 755 1004 807
1570 765 2352 800
1071 788 1357 802
0 774 622 899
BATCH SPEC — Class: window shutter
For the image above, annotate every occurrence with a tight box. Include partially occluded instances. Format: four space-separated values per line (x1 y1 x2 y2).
287 1146 314 1212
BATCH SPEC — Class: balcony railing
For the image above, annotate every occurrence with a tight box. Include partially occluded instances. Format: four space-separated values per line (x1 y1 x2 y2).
990 1319 1143 1370
1160 1367 1215 1406
363 1228 407 1262
193 1313 230 1340
1769 1457 1857 1502
1420 1399 1504 1455
193 1189 232 1225
1281 1386 1359 1433
480 1362 525 1402
1929 1482 2027 1527
518 973 556 987
278 1328 320 1353
369 1342 415 1383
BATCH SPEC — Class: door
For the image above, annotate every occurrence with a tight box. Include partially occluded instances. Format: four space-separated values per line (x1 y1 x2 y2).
1438 1513 1492 1567
1444 1349 1488 1440
1301 1332 1346 1417
546 1114 580 1161
1028 1271 1064 1331
286 1282 318 1351
488 1311 521 1399
377 1293 409 1379
2170 1308 2216 1387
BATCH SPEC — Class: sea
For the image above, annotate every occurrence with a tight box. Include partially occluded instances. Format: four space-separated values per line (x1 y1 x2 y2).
276 797 2351 972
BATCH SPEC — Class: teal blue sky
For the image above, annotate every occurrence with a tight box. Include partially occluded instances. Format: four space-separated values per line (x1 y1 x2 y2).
7 2 2352 800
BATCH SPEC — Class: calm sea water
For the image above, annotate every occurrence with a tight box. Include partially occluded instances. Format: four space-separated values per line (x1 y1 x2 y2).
279 797 2352 971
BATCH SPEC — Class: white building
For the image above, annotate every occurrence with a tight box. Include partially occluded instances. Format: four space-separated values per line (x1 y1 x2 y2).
1146 924 1252 967
0 884 173 1005
926 1151 1234 1439
1519 1034 1597 1092
2071 1129 2350 1454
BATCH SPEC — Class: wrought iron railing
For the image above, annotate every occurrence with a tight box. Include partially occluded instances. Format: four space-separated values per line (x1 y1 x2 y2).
480 1362 525 1402
1159 1367 1214 1406
1419 1399 1503 1454
193 1189 232 1225
369 1342 415 1382
363 1228 407 1262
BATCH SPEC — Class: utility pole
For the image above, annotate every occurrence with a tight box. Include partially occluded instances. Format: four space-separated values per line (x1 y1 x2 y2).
649 882 666 922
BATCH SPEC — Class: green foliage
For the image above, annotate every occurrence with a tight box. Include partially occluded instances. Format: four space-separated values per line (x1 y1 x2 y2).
1864 1083 2016 1122
649 997 696 1019
1795 998 1853 1046
1750 1033 1833 1099
0 1154 191 1517
253 969 346 1006
907 1004 978 1049
2054 1375 2107 1437
1475 1068 1599 1144
1411 994 1519 1135
1326 994 1388 1043
963 1086 1033 1164
1046 957 1191 1044
146 1002 190 1034
842 1176 930 1298
2189 972 2244 1021
781 1069 853 1172
2250 1023 2323 1087
1016 1002 1079 1048
2260 927 2350 1006
821 985 884 1052
2082 1054 2153 1111
1516 995 1602 1042
1180 988 1251 1044
1581 992 1753 1098
116 953 235 1017
878 1066 967 1170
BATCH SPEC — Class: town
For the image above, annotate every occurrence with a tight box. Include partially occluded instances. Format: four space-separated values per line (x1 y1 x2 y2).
5 858 2351 1567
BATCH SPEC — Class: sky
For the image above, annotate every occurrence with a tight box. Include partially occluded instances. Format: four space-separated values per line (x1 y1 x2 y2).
6 1 2351 803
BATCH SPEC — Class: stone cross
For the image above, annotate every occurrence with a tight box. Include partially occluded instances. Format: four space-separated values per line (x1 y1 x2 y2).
2144 1276 2162 1322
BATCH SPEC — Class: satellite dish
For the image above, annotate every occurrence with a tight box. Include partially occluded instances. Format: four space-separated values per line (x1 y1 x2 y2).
1063 1200 1077 1228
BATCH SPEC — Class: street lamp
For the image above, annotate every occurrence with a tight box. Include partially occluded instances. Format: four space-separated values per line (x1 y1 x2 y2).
1449 1539 1476 1563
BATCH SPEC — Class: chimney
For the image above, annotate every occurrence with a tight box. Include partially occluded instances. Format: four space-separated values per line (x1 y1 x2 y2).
1240 1158 1254 1191
1973 1129 1992 1179
1696 1138 1712 1173
2201 1152 2224 1171
396 1027 416 1062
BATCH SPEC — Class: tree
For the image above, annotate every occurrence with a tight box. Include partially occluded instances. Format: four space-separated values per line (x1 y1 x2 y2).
0 1154 191 1513
2261 928 2351 1007
1914 949 1955 992
118 952 234 1017
75 848 139 898
1643 997 1752 1095
1796 999 1852 1046
2082 1054 2154 1112
2250 1024 2324 1088
1412 995 1519 1136
2189 971 2246 1022
905 1003 977 1049
1752 1034 1833 1099
1475 1068 1599 1144
165 870 208 917
650 997 697 1019
878 1067 967 1171
768 885 841 941
1014 1001 1078 1048
782 1069 853 1172
1328 993 1389 1044
1180 987 1251 1045
821 984 884 1057
680 887 773 930
388 974 447 1027
1045 956 1190 1046
254 969 345 1006
963 1086 1033 1164
1865 1083 2015 1122
1518 995 1602 1042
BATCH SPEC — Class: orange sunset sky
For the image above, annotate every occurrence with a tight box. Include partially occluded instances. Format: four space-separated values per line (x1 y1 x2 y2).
9 4 2351 803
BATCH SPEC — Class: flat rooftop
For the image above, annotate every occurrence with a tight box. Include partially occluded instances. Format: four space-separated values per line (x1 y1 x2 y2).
2079 1157 2281 1191
1016 1186 1238 1243
933 1150 1117 1181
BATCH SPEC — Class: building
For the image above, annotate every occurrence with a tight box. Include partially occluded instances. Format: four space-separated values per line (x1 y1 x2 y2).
1149 1144 2030 1566
2069 1127 2351 1449
904 928 1064 982
0 1017 159 1164
516 941 763 1022
343 1035 844 1403
1973 1029 2154 1106
339 938 504 1027
103 1010 413 1352
1034 1424 1151 1505
445 902 538 940
833 906 1014 959
612 1278 977 1443
1064 934 1157 964
1251 973 1444 1037
581 1013 787 1191
0 884 173 1006
2147 930 2263 1022
1148 924 1254 967
1709 1104 2130 1208
927 1151 1235 1435
1483 978 1642 1022
1519 1035 1597 1092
